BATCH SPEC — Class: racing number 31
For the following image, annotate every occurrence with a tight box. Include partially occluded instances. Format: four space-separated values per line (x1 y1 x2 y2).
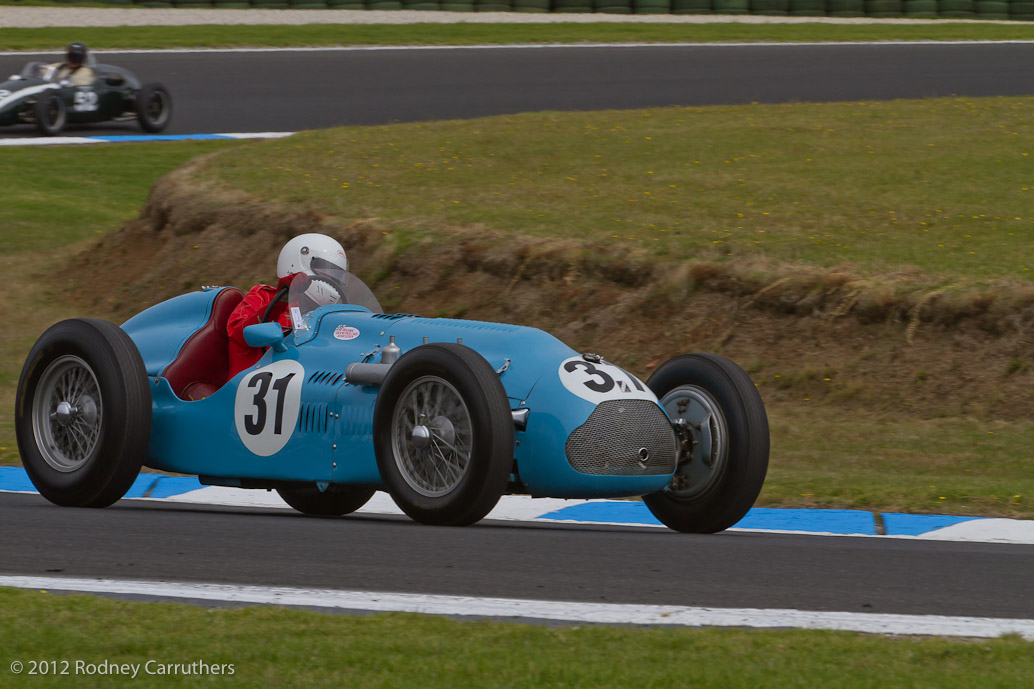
234 360 305 457
243 372 296 436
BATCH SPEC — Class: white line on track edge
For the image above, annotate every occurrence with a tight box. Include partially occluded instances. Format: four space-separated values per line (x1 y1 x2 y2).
4 40 1034 57
1 575 1032 639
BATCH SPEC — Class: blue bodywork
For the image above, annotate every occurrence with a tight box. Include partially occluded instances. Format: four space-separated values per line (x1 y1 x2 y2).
121 287 679 499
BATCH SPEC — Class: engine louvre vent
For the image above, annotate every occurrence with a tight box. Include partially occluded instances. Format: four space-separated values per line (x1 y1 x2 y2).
371 313 418 321
565 400 677 476
297 403 331 435
307 371 346 386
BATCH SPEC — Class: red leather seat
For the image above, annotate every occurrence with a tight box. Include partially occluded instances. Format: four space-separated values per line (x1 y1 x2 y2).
162 287 244 401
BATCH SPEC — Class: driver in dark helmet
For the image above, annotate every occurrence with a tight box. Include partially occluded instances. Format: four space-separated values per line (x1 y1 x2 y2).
226 234 350 378
49 42 95 86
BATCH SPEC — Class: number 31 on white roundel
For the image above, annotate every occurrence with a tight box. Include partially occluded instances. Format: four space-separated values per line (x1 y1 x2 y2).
234 360 304 456
557 356 658 406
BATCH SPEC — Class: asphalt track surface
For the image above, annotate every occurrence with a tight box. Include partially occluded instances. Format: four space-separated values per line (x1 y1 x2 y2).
2 493 1033 621
2 42 1034 136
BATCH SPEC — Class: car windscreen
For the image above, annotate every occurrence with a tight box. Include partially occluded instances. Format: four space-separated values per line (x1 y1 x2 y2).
19 62 53 80
286 271 384 333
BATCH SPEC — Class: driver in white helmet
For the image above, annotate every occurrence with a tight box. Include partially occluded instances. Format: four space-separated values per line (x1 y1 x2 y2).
227 233 350 378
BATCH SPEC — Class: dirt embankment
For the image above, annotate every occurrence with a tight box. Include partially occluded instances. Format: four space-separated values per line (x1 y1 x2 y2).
71 159 1034 420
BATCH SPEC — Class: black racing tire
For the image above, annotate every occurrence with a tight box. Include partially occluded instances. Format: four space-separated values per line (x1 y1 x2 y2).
277 484 376 516
643 354 769 533
135 83 172 133
15 319 151 508
33 93 66 136
373 343 513 526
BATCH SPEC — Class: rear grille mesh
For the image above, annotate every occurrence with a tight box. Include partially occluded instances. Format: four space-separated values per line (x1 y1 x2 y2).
565 400 677 476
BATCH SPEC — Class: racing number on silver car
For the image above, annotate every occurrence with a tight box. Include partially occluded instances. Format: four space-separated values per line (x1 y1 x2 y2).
243 372 296 436
73 90 98 112
234 360 304 456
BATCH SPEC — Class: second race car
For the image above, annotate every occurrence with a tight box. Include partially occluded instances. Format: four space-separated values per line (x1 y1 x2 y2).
0 45 171 136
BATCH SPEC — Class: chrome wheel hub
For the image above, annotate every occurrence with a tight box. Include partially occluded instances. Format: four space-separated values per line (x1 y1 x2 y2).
32 355 103 472
661 385 728 500
392 376 472 498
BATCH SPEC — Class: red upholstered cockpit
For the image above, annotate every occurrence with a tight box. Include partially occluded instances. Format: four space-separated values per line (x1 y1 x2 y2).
161 287 244 401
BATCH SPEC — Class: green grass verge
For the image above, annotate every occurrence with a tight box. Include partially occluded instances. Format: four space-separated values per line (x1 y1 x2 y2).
207 97 1034 282
1 587 1031 688
0 141 246 255
763 405 1032 518
4 21 1034 53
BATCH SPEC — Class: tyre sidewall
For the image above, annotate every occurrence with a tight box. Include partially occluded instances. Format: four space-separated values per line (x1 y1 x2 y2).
15 319 150 507
135 83 171 133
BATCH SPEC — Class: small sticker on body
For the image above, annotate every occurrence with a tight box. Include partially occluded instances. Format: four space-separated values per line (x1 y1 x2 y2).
290 306 304 331
334 325 360 340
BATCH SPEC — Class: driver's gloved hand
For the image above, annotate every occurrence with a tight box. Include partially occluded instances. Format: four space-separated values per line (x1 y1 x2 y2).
303 279 343 308
277 272 305 290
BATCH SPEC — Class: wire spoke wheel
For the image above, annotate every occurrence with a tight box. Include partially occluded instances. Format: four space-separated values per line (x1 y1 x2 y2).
32 355 103 472
392 375 473 497
374 343 513 526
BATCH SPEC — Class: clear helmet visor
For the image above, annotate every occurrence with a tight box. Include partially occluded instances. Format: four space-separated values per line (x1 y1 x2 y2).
309 255 350 285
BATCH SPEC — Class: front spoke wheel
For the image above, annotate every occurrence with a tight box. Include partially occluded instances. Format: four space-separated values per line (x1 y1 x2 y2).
392 376 473 498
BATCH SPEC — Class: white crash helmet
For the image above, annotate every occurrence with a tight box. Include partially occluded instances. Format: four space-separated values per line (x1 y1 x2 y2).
277 233 349 284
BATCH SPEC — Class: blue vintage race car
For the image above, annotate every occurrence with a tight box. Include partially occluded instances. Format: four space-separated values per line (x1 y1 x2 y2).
15 273 769 532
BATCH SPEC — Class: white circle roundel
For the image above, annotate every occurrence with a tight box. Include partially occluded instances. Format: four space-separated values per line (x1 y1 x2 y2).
234 360 305 456
558 356 659 406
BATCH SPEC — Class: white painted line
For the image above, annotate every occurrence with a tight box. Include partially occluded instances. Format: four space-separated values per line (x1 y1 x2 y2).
215 131 295 139
5 40 1034 59
1 575 1031 639
158 486 591 523
923 518 1034 545
0 136 101 146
